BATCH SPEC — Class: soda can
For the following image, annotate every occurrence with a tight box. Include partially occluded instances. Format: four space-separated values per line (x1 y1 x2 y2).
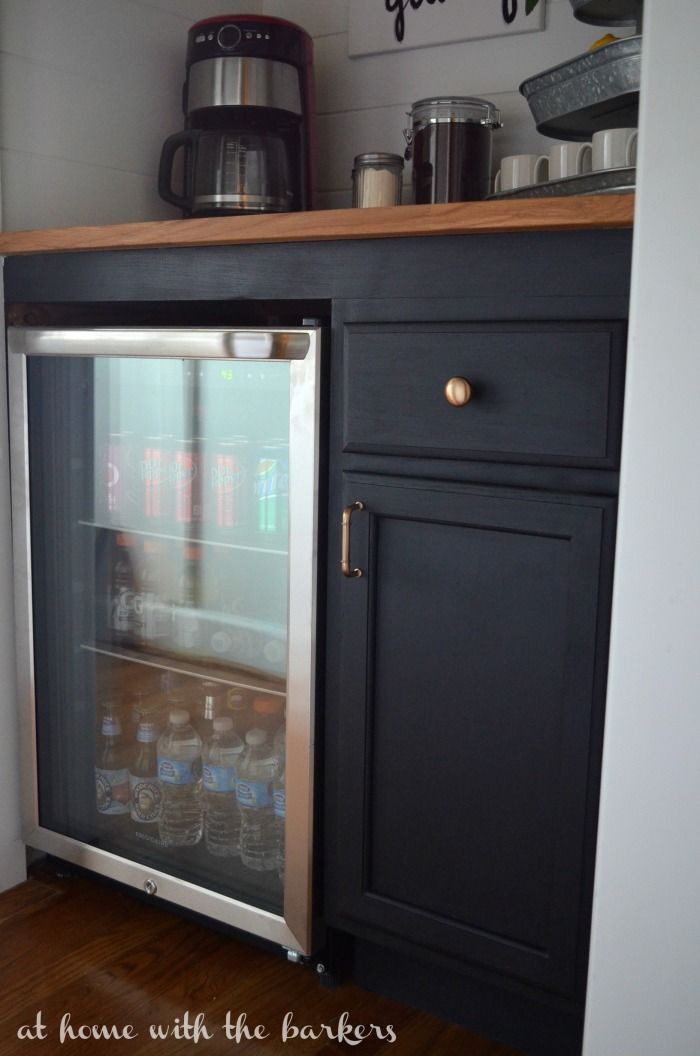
211 437 249 529
107 431 139 524
254 442 289 535
105 432 128 519
141 437 168 520
173 438 203 524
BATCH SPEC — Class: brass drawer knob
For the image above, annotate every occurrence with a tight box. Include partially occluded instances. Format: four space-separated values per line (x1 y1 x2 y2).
444 377 473 407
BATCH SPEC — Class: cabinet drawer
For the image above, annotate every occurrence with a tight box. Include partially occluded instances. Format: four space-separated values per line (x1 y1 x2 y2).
343 323 625 468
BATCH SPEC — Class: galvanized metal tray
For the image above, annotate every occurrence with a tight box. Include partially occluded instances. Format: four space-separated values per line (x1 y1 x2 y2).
519 36 641 141
487 166 635 199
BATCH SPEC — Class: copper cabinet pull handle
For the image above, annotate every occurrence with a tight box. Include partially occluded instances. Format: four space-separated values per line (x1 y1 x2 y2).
341 502 364 578
444 377 473 407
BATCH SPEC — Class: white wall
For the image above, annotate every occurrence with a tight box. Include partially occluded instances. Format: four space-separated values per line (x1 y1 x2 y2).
263 0 632 208
0 0 261 230
1 0 620 222
582 0 700 1052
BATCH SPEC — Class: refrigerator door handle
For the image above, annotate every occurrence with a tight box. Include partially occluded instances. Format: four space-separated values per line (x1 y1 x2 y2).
7 327 313 361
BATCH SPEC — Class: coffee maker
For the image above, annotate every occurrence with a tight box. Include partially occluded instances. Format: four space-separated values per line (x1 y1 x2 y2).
159 15 315 216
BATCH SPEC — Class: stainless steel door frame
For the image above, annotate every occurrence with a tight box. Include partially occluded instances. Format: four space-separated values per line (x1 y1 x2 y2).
7 326 321 955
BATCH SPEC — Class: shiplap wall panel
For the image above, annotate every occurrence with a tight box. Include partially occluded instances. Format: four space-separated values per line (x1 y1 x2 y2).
134 0 246 20
0 0 634 227
0 52 176 177
1 0 189 85
261 0 347 38
0 149 176 230
264 0 633 206
0 0 262 230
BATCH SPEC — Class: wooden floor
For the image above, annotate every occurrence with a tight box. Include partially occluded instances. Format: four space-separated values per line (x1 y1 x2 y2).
0 862 523 1056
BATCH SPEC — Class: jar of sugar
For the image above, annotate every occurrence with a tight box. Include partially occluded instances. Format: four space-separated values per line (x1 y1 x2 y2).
351 153 404 208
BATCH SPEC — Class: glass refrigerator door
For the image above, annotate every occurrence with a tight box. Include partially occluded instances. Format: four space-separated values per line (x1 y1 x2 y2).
9 328 319 955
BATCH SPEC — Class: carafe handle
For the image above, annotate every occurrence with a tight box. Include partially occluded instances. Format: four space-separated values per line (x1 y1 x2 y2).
158 130 198 211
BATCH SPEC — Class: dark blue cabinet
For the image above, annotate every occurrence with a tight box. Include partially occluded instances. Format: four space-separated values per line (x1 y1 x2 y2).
323 292 629 1056
3 227 633 1056
326 474 615 996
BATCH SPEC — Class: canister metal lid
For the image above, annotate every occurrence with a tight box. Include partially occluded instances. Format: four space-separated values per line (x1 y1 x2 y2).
353 152 405 169
409 96 502 129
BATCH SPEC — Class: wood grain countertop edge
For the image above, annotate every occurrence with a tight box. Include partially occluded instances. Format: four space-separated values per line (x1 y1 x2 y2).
0 195 634 257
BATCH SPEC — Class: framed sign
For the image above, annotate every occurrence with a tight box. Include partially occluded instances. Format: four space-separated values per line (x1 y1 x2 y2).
349 0 545 58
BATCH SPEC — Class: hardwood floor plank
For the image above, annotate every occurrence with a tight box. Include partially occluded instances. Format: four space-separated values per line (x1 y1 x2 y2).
0 877 62 926
0 869 524 1056
0 883 176 1019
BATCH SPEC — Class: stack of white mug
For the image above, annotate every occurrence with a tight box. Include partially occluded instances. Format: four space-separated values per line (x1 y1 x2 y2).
494 127 638 193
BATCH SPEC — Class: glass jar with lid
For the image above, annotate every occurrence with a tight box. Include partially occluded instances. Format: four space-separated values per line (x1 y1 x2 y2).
351 153 404 208
404 96 502 203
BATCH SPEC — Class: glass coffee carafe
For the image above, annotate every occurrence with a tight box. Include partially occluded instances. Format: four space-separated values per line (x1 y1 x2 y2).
158 127 298 216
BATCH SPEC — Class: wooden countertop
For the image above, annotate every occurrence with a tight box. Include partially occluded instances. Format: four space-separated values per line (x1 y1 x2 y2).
0 195 634 256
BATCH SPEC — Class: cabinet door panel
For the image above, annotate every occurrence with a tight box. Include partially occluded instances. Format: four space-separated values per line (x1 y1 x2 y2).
327 476 613 995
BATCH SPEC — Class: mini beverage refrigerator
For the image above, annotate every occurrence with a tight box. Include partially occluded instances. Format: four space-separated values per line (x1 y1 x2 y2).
8 326 320 955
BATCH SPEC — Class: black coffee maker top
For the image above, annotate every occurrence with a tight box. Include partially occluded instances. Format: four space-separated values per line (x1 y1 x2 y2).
186 14 312 69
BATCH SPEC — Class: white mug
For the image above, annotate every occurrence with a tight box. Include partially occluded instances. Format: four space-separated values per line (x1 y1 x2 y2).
494 153 549 193
592 128 638 171
548 142 592 181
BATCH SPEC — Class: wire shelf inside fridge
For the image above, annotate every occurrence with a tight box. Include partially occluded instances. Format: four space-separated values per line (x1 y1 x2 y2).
80 520 289 557
83 642 287 698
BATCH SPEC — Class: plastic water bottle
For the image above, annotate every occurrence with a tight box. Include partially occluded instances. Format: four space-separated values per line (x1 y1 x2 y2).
272 725 286 884
157 708 203 846
237 728 278 871
203 717 243 857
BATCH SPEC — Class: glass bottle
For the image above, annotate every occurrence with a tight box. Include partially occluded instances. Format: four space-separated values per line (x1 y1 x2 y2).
195 681 222 744
174 546 201 654
129 721 162 841
95 704 130 828
252 694 285 738
108 534 135 646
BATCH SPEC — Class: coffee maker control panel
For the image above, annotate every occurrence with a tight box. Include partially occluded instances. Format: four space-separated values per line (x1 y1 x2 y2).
187 17 310 69
193 25 273 49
